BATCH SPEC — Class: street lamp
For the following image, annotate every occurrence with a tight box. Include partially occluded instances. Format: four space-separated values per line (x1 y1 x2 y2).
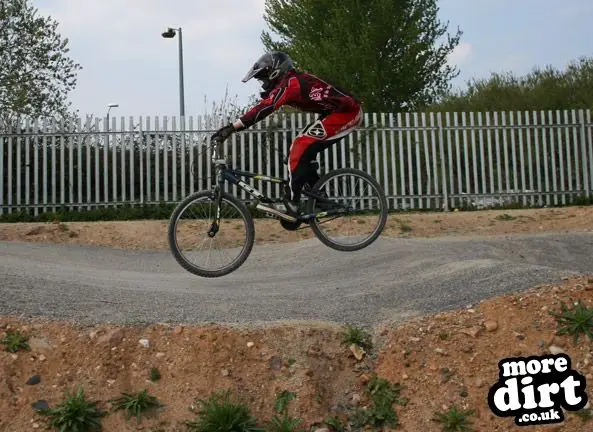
161 27 185 118
106 103 118 147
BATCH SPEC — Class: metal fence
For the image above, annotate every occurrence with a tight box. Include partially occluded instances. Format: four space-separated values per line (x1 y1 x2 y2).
1 109 592 216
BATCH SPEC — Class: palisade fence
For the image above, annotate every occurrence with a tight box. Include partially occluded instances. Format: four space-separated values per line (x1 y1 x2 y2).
1 109 592 217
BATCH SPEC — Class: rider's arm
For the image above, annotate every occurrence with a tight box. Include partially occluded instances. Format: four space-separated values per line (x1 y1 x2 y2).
232 76 299 131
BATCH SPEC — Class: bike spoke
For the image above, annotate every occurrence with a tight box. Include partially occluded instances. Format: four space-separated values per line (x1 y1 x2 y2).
309 169 387 250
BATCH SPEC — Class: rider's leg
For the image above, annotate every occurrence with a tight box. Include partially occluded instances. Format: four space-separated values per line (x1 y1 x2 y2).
285 136 319 214
285 108 363 215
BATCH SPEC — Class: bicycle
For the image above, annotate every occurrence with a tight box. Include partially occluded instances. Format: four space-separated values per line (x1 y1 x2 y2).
167 135 388 277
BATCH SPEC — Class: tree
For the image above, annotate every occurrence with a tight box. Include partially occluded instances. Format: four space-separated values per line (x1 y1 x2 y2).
260 0 462 112
429 56 593 112
0 0 82 126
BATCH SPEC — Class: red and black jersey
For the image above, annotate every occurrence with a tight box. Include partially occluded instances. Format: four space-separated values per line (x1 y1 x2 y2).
238 70 361 129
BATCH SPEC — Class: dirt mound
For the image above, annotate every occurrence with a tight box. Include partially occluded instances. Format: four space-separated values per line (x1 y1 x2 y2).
1 276 592 431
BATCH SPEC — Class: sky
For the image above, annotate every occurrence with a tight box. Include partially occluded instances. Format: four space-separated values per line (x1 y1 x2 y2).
32 0 593 120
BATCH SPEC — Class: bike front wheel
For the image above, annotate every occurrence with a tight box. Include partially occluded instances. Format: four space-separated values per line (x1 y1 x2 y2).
307 167 388 252
168 190 255 277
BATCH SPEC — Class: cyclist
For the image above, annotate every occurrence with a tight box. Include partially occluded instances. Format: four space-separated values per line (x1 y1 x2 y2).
211 51 363 217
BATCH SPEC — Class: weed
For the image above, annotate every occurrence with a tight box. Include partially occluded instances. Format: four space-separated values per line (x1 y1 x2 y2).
274 390 296 414
266 414 303 432
324 416 344 432
1 329 30 353
341 325 373 351
432 404 475 432
349 374 407 428
185 390 263 432
494 213 516 221
39 387 106 431
150 367 161 382
395 218 413 232
438 331 449 340
265 389 303 432
549 299 593 343
110 389 161 422
573 407 593 422
440 368 454 383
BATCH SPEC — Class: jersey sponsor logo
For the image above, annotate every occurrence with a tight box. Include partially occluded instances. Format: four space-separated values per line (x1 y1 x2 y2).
305 121 327 139
309 84 330 102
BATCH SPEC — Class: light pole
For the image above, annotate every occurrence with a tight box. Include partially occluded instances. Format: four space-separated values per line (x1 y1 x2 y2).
106 103 118 147
161 27 185 118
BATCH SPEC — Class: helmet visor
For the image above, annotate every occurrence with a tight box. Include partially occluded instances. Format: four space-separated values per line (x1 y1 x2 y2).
242 65 265 83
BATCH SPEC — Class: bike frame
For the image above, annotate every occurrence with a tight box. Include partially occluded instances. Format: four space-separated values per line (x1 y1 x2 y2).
206 139 349 236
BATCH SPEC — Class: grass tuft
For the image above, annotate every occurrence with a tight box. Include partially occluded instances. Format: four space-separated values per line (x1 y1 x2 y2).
39 387 106 431
1 329 30 353
341 325 373 351
185 390 263 432
110 389 161 423
549 299 593 343
432 404 475 432
349 374 407 428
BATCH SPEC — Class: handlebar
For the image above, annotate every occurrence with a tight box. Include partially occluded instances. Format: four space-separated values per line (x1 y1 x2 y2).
206 136 227 166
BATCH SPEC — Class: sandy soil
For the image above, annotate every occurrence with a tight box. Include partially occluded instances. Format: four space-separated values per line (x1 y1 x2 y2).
1 207 593 431
0 206 592 250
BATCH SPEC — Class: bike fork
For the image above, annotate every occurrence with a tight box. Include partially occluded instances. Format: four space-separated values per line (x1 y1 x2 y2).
208 186 223 237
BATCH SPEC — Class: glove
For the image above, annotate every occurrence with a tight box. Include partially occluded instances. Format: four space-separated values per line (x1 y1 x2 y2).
211 123 235 142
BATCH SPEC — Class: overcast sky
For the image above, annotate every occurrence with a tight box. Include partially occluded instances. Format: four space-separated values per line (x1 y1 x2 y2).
34 0 593 120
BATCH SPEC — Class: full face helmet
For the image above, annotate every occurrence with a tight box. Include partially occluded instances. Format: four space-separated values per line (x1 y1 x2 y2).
242 51 295 92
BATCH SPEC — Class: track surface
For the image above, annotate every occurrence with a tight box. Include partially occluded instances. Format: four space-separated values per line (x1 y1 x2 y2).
1 232 592 327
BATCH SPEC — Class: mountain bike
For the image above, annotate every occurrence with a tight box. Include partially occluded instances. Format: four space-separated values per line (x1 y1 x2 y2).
167 135 388 278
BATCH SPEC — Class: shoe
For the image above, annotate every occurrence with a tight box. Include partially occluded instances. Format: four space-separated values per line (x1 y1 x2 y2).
283 199 300 216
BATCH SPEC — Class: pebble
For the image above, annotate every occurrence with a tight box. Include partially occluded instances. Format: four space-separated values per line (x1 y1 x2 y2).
97 329 123 345
139 339 150 348
26 375 41 386
549 345 565 355
484 320 498 332
31 400 49 411
247 342 254 348
221 369 229 376
461 327 482 338
29 337 51 350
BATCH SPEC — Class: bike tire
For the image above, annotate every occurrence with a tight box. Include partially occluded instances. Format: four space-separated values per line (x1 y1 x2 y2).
168 190 255 277
307 167 388 252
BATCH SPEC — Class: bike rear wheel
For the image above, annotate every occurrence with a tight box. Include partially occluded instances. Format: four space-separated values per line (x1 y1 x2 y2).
307 167 388 251
168 190 255 277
